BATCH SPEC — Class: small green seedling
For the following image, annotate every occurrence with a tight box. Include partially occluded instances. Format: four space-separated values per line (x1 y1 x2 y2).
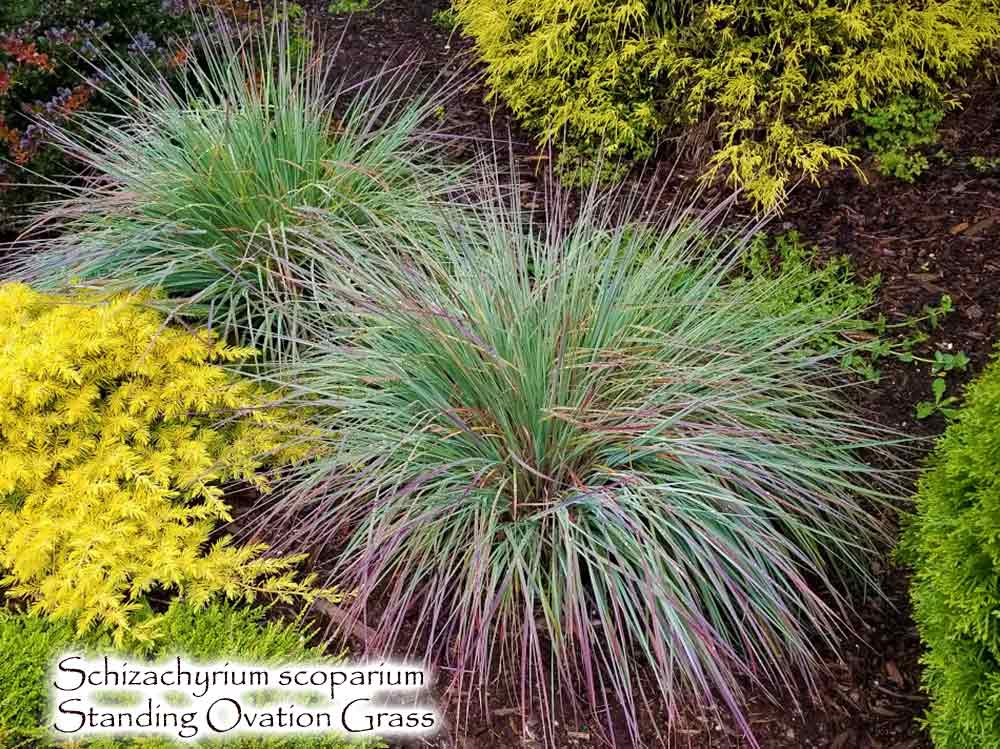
933 148 954 165
915 348 969 419
432 8 459 31
916 377 960 419
971 155 1000 173
930 350 970 376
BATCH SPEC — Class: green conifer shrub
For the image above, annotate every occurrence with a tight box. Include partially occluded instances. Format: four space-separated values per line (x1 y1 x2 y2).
902 352 1000 748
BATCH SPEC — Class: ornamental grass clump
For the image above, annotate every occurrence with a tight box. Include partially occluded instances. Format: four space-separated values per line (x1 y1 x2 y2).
260 181 900 745
11 16 458 357
0 282 336 649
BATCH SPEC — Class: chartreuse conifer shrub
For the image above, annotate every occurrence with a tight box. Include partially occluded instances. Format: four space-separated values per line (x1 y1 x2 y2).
0 602 379 749
262 181 901 745
454 0 1000 206
0 283 337 649
901 353 1000 748
12 16 458 358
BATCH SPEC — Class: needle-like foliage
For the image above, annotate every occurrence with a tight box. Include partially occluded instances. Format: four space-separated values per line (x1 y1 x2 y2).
900 353 1000 748
258 175 901 746
10 14 461 358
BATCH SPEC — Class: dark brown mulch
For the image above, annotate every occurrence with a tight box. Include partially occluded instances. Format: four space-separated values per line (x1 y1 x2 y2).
781 79 1000 435
289 2 1000 749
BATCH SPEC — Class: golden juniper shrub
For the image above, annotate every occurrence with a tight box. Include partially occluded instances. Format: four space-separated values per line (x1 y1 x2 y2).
455 0 1000 206
0 283 337 648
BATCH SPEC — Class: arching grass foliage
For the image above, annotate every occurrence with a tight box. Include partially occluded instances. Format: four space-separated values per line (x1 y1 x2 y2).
11 16 460 358
258 178 902 745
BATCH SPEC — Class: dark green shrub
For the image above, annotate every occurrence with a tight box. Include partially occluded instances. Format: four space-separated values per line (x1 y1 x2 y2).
0 602 371 749
901 353 1000 747
454 0 1000 207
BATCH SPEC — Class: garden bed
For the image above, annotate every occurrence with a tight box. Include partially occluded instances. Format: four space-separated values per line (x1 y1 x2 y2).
2 0 998 747
296 1 1000 747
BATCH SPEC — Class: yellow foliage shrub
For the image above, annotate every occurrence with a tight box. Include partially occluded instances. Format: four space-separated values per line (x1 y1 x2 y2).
0 283 335 647
455 0 1000 207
